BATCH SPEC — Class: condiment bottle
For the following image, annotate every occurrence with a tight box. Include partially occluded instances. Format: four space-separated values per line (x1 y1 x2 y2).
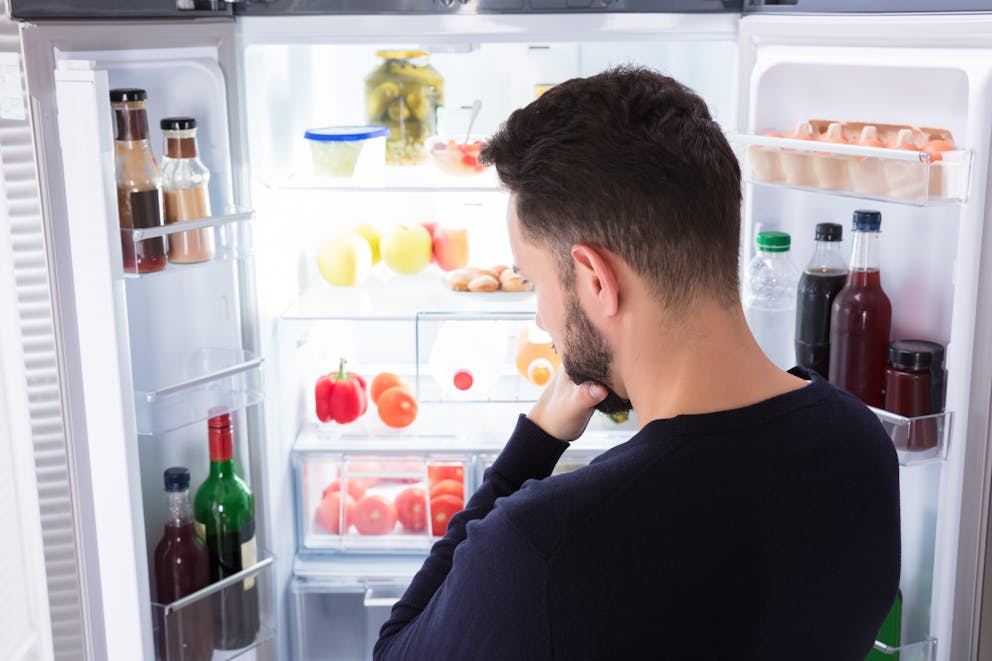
883 340 945 451
828 210 892 407
111 88 166 273
794 223 847 378
153 467 212 660
515 320 561 387
160 117 215 263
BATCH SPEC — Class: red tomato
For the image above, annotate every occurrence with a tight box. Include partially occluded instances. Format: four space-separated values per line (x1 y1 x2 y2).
344 461 382 490
322 478 368 502
377 460 425 485
430 494 463 537
427 464 464 488
377 386 418 428
394 487 428 532
315 491 356 534
429 479 465 501
354 494 398 535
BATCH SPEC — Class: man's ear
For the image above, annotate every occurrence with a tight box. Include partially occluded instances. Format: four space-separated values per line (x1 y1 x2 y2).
571 244 620 317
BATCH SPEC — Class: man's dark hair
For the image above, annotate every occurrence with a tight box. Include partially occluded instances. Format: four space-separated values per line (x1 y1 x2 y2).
481 66 742 310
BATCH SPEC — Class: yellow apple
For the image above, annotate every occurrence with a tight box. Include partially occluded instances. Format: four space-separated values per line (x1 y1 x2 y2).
317 232 372 286
354 223 382 265
382 225 433 275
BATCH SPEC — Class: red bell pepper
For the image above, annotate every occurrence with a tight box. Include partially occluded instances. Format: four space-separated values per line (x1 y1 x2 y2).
315 358 368 424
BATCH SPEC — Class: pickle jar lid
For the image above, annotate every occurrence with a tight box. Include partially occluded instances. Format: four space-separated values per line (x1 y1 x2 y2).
375 49 428 60
304 125 391 142
887 340 945 371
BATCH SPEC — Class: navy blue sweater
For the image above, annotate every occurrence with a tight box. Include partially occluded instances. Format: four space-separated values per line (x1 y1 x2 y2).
374 369 901 660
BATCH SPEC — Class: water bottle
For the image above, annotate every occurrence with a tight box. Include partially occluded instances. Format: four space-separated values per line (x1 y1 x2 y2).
743 230 800 370
428 320 505 400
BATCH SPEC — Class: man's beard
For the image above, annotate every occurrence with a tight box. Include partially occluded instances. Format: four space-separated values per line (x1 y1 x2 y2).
560 292 633 415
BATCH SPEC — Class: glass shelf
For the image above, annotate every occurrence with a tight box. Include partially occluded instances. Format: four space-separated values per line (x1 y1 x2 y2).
868 407 951 466
266 164 501 194
151 551 275 661
282 276 536 322
730 132 972 205
120 210 255 279
133 348 264 436
872 636 936 660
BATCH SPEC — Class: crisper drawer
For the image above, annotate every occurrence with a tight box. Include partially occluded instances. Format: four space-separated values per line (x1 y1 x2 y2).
290 577 406 661
293 446 474 553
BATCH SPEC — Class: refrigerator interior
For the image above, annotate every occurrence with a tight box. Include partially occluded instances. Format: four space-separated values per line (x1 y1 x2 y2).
737 15 992 660
238 13 739 660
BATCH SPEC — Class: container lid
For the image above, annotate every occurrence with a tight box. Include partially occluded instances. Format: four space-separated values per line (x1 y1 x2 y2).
888 340 945 371
163 466 190 492
208 412 231 429
161 117 197 131
375 50 428 60
755 231 791 252
304 125 390 142
815 223 843 242
110 88 146 102
853 209 882 232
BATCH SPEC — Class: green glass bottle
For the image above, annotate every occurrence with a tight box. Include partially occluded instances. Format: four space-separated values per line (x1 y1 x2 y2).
866 590 901 661
194 413 260 650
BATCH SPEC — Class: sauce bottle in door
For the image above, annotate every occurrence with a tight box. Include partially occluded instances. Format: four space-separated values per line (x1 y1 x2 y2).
111 88 167 273
153 466 212 661
161 117 215 263
828 210 892 407
795 222 847 377
194 414 260 649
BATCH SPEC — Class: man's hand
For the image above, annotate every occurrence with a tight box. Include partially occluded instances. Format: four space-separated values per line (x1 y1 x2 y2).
527 366 608 442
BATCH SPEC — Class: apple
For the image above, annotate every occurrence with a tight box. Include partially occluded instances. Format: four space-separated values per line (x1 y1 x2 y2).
420 221 439 264
354 223 382 266
316 232 372 286
382 225 433 275
432 227 470 272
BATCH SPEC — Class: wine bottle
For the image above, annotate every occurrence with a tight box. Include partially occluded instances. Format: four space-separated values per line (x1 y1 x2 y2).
193 413 260 650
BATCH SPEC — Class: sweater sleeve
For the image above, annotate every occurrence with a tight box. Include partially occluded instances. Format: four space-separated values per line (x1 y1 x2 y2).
373 415 567 660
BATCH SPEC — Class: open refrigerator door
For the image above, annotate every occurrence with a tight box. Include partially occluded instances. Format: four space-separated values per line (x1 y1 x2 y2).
733 13 992 661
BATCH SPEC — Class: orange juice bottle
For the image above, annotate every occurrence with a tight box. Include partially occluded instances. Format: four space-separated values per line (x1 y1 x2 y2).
515 321 561 387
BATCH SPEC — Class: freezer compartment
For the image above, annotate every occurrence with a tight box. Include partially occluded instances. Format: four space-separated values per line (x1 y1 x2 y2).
120 210 254 278
133 348 264 436
868 408 952 465
150 552 275 661
293 445 475 552
290 577 406 661
733 133 973 206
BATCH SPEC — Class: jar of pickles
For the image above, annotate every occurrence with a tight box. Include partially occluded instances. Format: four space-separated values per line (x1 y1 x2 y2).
365 50 444 165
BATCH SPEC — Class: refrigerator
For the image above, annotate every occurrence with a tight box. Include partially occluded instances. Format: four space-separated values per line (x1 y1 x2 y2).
2 1 992 660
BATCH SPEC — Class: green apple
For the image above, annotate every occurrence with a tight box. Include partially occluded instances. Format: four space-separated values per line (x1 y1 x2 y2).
317 232 372 286
354 223 382 265
382 225 433 275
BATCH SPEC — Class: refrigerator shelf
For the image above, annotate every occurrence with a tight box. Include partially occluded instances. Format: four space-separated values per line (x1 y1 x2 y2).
150 551 275 661
730 132 973 205
872 636 936 660
282 276 535 322
120 210 255 279
269 164 501 194
133 348 264 436
868 407 951 466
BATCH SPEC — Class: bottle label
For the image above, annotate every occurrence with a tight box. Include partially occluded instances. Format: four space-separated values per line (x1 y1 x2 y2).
194 521 205 542
241 535 257 591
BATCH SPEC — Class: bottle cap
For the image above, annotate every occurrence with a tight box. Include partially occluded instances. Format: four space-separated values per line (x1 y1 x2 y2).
163 466 190 492
853 209 882 232
208 412 232 429
887 340 945 371
161 117 197 131
110 88 147 103
815 223 843 242
755 231 791 252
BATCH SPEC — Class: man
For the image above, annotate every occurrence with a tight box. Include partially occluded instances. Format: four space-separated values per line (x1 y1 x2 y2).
374 67 900 661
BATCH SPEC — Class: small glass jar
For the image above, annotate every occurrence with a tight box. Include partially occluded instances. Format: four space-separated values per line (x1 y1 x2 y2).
882 339 944 451
160 117 214 263
365 50 444 165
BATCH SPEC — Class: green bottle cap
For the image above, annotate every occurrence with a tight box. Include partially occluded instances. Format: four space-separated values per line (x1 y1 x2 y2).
755 231 791 252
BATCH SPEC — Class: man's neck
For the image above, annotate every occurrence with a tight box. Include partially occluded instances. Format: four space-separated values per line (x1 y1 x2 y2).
621 300 809 426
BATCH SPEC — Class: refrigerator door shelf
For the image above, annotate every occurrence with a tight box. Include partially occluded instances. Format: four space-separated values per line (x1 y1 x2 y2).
134 348 264 436
732 132 973 206
871 636 936 661
121 209 255 279
869 407 952 467
150 550 276 661
292 447 477 553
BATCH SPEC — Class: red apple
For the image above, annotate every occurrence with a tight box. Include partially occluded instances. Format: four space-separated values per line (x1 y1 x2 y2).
420 221 439 264
433 227 470 272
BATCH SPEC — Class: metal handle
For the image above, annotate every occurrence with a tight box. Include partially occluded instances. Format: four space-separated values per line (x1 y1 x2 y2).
162 555 274 615
128 210 254 241
145 355 263 402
